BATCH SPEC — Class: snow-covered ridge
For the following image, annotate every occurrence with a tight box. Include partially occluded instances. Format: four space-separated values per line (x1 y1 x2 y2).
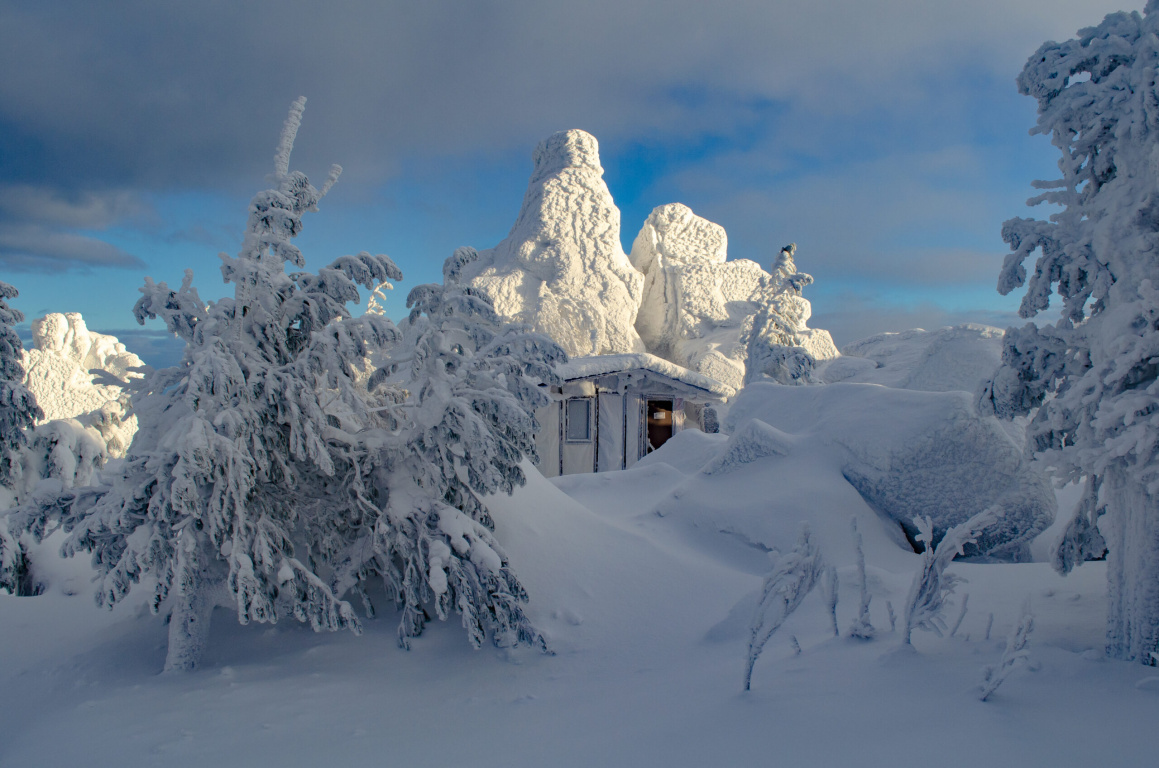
818 323 1004 394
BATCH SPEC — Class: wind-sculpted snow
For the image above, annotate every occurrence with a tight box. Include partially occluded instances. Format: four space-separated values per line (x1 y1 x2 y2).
456 129 645 357
21 313 143 457
721 382 1053 560
641 381 1051 566
819 324 1004 394
702 418 792 475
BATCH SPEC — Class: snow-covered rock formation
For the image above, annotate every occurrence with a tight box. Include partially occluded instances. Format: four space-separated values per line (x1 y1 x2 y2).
629 203 764 390
818 324 1004 394
630 206 836 389
455 130 645 357
22 313 143 457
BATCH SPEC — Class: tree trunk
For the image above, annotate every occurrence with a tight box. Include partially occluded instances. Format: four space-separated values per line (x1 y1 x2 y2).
1103 466 1159 663
163 532 219 673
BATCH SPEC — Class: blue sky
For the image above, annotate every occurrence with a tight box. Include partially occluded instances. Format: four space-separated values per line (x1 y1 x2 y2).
0 0 1136 366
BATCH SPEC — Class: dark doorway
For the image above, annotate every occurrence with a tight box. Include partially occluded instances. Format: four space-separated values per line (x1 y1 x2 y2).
645 399 674 454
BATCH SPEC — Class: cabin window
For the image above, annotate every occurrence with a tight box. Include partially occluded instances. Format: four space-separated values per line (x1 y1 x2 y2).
565 398 593 442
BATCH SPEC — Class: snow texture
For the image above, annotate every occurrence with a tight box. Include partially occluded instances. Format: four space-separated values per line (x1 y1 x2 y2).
21 312 144 457
819 324 1004 394
981 1 1159 662
456 129 646 357
720 382 1054 559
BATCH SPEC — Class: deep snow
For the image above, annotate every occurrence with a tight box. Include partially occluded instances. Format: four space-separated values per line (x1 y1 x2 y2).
2 454 1157 767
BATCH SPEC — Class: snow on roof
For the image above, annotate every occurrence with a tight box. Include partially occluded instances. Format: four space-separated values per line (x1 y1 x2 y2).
556 353 735 399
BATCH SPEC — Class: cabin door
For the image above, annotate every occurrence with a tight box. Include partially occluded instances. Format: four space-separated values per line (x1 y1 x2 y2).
644 398 674 455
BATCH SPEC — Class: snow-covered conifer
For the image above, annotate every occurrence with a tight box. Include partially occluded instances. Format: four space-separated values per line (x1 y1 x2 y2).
901 509 997 646
980 2 1159 662
328 278 564 649
847 518 874 640
744 524 824 691
0 281 42 490
0 281 43 594
743 244 835 385
9 99 404 670
979 600 1035 701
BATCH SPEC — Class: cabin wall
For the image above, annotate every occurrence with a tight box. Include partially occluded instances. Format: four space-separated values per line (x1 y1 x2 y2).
535 373 721 477
534 401 561 478
597 392 625 471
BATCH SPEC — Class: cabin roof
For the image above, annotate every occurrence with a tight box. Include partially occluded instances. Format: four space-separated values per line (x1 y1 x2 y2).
556 353 735 399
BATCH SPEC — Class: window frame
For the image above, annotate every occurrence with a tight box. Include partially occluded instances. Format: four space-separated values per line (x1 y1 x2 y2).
564 397 594 443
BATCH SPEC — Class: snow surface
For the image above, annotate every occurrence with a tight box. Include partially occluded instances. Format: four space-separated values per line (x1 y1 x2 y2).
818 324 1005 394
2 457 1156 767
456 130 646 357
711 382 1055 559
21 312 143 457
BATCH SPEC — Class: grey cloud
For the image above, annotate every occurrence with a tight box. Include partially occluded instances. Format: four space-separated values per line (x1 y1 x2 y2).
0 223 145 272
0 185 148 229
0 0 1135 192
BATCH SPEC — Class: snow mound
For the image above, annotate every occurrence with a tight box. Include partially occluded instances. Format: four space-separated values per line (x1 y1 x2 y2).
22 313 143 457
456 129 645 357
703 418 792 475
630 203 769 390
721 382 1055 560
819 324 1004 394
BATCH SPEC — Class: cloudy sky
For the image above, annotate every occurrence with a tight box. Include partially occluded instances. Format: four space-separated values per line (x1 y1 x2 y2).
0 0 1138 365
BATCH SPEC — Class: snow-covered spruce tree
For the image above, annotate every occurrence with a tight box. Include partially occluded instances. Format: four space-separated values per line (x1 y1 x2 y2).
744 524 824 691
979 3 1159 662
10 98 405 670
0 281 42 493
901 508 997 646
0 280 43 594
328 270 565 650
743 244 831 385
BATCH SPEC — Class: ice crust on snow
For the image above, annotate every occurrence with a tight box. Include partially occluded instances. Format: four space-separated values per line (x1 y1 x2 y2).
456 130 646 357
818 324 1005 394
21 313 143 457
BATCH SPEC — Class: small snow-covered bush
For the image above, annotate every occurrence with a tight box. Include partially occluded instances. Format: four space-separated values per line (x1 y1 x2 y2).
979 601 1035 701
901 508 997 646
847 518 874 640
744 524 824 691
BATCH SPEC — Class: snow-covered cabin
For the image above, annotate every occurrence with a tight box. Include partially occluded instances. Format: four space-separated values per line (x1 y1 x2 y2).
535 353 734 477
